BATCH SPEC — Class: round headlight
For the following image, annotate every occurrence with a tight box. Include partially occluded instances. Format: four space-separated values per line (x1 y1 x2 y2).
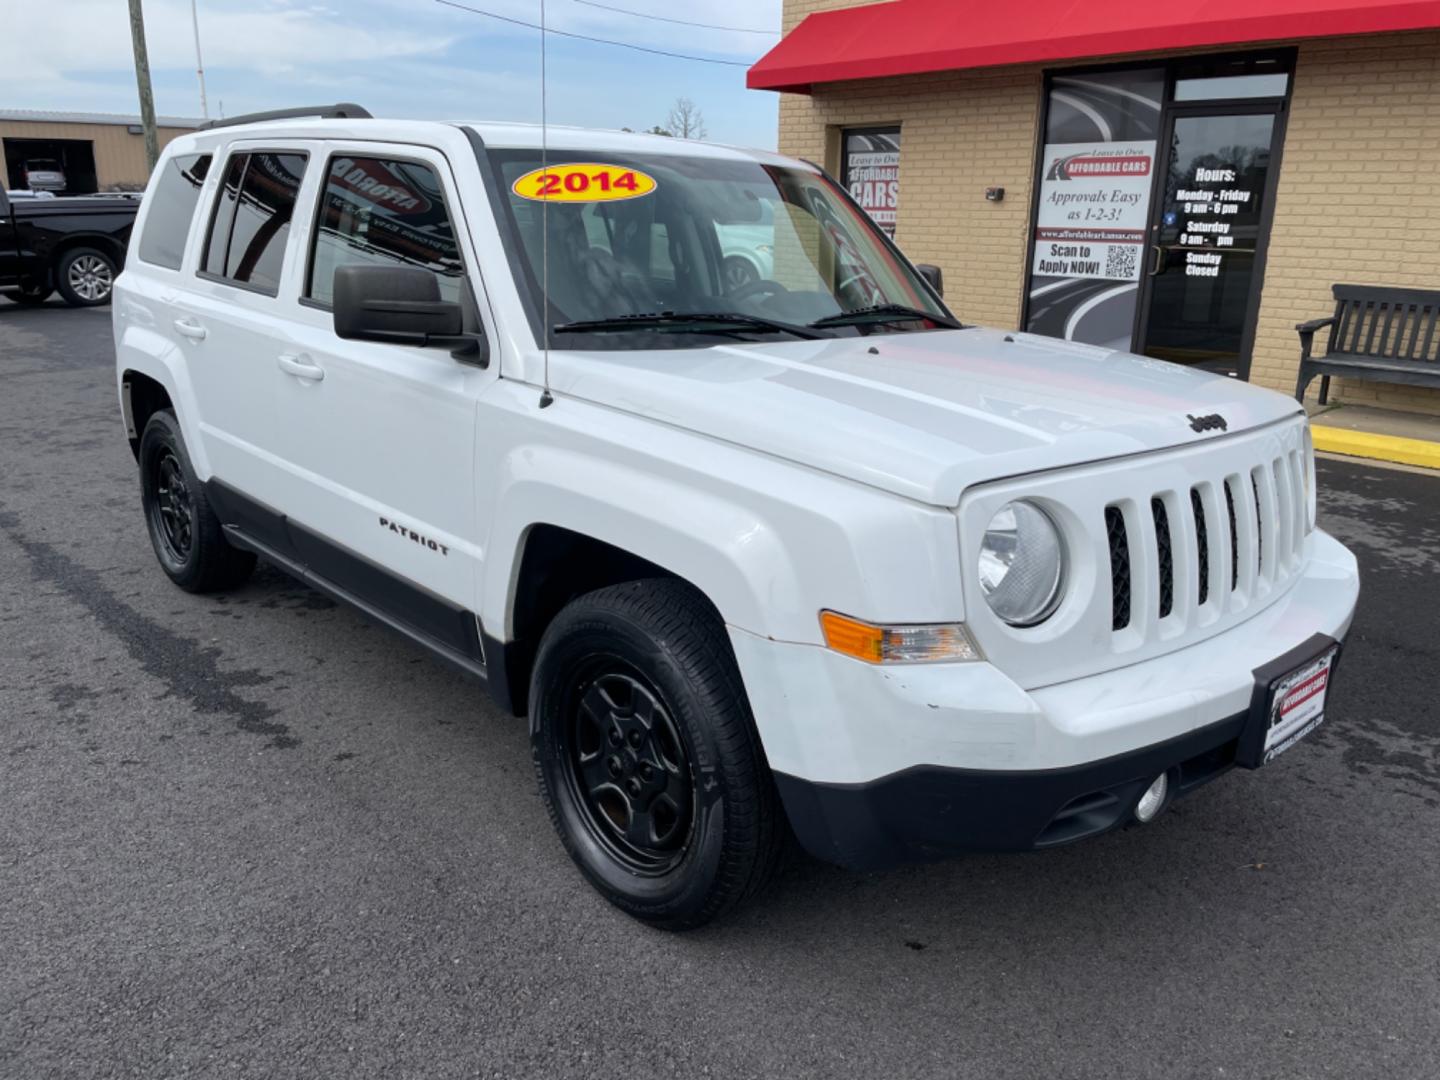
978 500 1065 627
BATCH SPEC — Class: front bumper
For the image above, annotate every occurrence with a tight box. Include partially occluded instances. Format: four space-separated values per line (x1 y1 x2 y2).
729 529 1358 869
773 705 1248 868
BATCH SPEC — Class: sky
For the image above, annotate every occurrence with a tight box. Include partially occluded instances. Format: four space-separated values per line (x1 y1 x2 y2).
0 0 785 148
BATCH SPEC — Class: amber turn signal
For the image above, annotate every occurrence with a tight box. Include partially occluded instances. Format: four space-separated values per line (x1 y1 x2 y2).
819 611 981 664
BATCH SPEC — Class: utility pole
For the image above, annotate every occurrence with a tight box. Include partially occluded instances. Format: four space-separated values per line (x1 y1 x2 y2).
127 0 160 172
190 0 209 120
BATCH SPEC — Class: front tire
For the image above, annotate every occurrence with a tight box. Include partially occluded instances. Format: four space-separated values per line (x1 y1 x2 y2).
530 579 784 930
138 410 256 593
55 247 117 306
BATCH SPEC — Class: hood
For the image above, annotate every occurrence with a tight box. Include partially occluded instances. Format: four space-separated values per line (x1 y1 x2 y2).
549 328 1303 506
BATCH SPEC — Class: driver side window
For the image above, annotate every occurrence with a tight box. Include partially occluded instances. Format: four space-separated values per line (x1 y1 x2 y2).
305 154 464 308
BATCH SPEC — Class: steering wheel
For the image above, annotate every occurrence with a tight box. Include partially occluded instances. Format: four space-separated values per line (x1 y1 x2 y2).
728 278 789 304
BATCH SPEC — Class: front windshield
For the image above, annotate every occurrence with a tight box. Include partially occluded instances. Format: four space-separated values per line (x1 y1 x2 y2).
487 148 953 348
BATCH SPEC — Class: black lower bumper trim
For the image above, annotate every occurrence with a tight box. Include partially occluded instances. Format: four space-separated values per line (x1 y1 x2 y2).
775 711 1247 870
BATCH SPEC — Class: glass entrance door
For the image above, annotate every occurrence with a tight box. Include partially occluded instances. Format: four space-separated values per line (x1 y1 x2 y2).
1136 109 1280 375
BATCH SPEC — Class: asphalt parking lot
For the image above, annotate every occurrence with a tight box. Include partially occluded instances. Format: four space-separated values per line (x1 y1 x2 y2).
2 296 1438 1080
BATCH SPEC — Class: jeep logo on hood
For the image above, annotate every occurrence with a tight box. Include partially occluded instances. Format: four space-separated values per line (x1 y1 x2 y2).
1188 413 1228 433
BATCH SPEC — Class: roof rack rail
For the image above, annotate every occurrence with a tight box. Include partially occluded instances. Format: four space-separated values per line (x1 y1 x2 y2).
199 103 372 130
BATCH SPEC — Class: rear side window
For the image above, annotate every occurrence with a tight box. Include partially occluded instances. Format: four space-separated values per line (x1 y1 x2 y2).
202 154 246 279
306 155 464 306
137 153 211 270
200 151 308 295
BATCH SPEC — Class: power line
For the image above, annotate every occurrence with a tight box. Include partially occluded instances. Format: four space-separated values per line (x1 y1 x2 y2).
432 0 755 66
571 0 778 35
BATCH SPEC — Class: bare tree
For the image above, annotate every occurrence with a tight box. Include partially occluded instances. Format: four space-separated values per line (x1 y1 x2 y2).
664 98 708 141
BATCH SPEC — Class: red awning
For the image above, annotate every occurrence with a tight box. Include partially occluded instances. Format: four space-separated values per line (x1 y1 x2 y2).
748 0 1440 91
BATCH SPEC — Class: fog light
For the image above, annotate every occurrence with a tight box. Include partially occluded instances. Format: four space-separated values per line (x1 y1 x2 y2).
1134 773 1169 823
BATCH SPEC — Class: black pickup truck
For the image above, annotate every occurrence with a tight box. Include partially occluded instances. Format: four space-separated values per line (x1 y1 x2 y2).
0 190 139 307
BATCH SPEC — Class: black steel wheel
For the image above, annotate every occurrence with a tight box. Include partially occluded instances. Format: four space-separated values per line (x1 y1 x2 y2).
138 409 256 593
563 665 695 875
150 448 195 566
531 579 786 930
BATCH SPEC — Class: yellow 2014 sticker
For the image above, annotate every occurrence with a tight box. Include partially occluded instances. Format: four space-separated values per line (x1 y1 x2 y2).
511 163 657 203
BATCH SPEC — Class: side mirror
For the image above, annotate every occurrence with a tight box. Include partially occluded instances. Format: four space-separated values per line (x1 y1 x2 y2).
333 265 486 365
915 263 944 299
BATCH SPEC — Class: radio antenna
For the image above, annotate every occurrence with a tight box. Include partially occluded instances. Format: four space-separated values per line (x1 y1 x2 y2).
538 0 554 408
190 0 209 120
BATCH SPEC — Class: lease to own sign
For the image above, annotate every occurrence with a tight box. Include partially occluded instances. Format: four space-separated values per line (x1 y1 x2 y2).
1031 141 1156 282
846 150 899 235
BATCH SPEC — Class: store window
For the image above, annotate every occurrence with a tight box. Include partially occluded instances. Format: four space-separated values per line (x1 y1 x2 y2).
1135 112 1278 372
840 127 901 238
1173 52 1291 102
1023 51 1294 378
1024 68 1164 350
1174 73 1288 101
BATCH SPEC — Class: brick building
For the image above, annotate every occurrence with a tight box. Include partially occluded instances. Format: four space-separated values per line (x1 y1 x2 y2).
750 1 1440 415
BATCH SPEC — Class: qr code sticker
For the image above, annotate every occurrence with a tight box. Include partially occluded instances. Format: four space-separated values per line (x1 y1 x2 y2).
1106 245 1139 279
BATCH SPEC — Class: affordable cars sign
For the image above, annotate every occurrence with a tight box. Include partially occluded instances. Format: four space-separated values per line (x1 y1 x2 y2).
842 128 900 238
1031 141 1155 282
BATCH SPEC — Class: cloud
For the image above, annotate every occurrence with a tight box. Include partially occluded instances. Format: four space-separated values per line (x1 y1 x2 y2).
0 0 782 145
447 0 782 59
0 1 452 83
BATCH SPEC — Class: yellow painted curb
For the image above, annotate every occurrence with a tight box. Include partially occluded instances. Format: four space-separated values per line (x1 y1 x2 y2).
1311 425 1440 471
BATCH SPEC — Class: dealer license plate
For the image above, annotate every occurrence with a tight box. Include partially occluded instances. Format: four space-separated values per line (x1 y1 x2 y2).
1260 646 1338 764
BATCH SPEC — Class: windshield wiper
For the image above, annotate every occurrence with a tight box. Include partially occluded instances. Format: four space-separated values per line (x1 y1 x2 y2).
552 311 826 341
808 304 964 331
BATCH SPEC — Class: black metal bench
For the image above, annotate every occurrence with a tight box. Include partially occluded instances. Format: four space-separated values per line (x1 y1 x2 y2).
1295 284 1440 404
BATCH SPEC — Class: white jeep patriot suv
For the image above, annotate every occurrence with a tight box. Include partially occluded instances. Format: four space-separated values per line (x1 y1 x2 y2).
114 105 1359 928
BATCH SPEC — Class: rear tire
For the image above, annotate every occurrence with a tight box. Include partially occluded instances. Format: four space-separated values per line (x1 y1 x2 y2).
138 410 256 593
530 579 785 930
55 247 117 307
